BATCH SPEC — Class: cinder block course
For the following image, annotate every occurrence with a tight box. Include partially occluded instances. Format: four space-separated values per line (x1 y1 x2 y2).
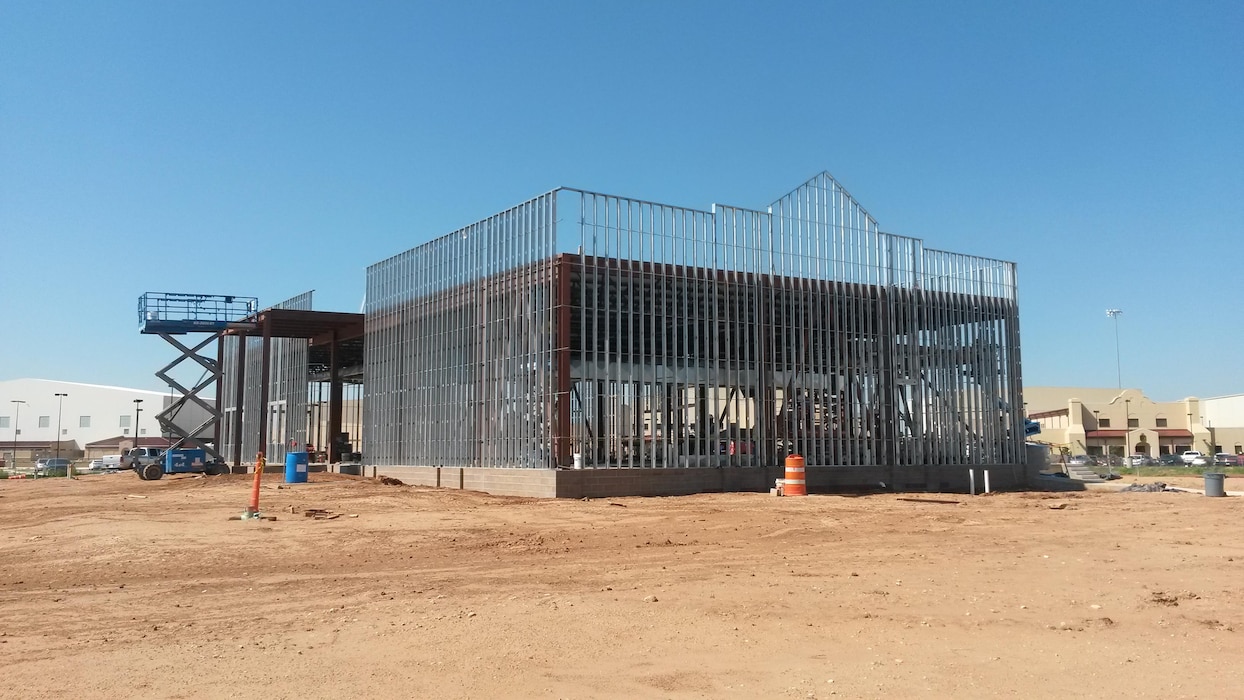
373 463 1023 499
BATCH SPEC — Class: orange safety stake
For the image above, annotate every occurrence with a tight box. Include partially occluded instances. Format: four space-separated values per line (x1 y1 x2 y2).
783 454 807 496
246 451 265 518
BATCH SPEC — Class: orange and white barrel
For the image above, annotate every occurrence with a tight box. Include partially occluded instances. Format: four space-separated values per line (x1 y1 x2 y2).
783 454 807 496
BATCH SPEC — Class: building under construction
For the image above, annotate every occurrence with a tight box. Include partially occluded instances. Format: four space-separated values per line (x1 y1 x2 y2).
355 173 1024 496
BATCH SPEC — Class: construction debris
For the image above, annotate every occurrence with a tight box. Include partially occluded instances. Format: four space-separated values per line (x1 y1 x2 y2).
896 497 962 505
304 508 341 520
1120 482 1179 493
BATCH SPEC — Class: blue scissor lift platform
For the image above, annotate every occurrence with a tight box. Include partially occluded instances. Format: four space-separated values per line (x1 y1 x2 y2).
139 292 258 335
136 293 258 475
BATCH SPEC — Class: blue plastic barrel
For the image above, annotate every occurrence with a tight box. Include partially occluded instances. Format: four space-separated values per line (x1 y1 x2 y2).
284 451 309 484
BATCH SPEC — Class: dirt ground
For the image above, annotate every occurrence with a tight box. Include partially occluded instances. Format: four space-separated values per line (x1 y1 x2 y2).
1 471 1241 699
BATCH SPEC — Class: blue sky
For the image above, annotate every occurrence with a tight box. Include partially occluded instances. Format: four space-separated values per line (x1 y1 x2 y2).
2 1 1240 401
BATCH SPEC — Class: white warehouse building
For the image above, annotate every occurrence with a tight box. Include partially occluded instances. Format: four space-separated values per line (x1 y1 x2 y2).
0 378 212 466
1202 394 1244 435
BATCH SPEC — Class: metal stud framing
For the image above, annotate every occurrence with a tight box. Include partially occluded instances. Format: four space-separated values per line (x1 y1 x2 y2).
364 194 557 467
363 173 1023 471
220 291 313 464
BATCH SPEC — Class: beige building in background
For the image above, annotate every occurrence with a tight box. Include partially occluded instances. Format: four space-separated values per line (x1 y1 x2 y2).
1025 387 1244 459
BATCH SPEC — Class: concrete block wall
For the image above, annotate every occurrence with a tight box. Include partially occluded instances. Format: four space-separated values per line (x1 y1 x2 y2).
375 465 771 498
462 468 558 497
802 466 893 491
1025 443 1052 484
799 465 1022 493
921 465 1023 492
379 465 558 498
370 463 1025 499
554 466 771 499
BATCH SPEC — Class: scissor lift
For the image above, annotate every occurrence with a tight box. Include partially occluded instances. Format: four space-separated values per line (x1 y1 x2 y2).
138 293 258 465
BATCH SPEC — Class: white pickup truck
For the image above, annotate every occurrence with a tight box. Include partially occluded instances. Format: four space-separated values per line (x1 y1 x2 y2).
121 447 164 470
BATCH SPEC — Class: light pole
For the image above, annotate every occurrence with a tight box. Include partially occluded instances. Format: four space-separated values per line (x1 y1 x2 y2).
1187 412 1193 455
1124 398 1131 478
10 399 25 473
133 399 144 451
1092 409 1101 463
1106 309 1123 389
54 393 68 462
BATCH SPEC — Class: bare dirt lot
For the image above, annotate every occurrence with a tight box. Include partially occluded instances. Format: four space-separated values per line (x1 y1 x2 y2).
2 472 1241 699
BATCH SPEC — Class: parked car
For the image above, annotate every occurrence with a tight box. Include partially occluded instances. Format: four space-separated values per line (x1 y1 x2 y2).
1128 454 1156 467
1191 455 1211 467
1157 453 1184 466
1213 453 1240 467
87 458 105 471
33 457 72 476
1181 450 1206 465
1067 454 1095 466
101 454 124 471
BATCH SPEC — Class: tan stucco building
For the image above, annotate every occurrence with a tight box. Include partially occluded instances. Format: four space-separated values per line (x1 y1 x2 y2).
1025 387 1244 459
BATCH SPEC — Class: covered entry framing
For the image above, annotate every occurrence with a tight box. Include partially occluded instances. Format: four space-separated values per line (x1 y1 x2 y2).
219 292 365 467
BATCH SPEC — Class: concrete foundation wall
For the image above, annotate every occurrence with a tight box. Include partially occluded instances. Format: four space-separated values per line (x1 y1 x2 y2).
801 464 1022 494
554 467 773 499
373 463 1025 499
917 465 1023 493
379 465 559 498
